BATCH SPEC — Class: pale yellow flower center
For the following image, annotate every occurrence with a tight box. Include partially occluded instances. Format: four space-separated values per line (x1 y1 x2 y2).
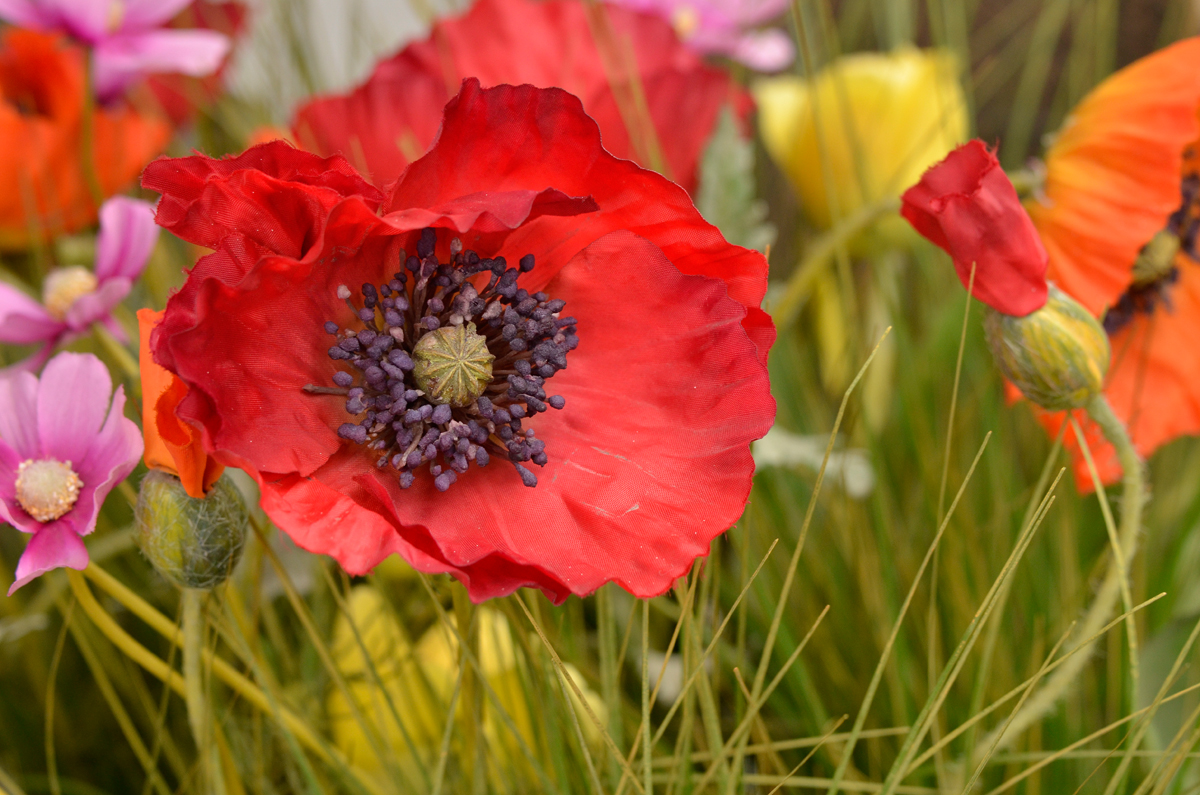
42 266 98 321
671 5 700 40
15 459 84 523
107 0 125 34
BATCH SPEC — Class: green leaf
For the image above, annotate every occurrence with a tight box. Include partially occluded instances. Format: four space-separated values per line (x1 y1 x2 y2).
696 106 776 253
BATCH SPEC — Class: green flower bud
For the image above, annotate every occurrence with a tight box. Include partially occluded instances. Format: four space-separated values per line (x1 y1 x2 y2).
983 284 1110 411
134 470 249 589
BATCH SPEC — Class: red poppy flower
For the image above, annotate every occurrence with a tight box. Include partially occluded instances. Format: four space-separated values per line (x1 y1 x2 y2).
1021 37 1200 488
289 0 751 194
901 139 1049 316
0 29 171 248
144 80 774 602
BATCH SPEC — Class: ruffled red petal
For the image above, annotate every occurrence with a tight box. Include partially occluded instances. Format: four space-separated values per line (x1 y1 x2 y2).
389 79 774 367
290 0 750 193
901 140 1049 316
142 140 384 249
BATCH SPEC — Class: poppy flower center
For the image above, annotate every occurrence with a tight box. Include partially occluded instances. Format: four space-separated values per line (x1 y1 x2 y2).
42 266 98 320
1104 145 1200 334
15 458 83 522
306 228 576 492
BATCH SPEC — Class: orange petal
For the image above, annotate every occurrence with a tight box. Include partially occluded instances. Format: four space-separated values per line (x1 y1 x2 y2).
138 308 224 498
1029 36 1200 315
0 30 171 248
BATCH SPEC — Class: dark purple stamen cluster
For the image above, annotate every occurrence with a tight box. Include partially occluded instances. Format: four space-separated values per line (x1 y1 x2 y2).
1104 147 1200 334
308 228 577 491
1168 148 1199 263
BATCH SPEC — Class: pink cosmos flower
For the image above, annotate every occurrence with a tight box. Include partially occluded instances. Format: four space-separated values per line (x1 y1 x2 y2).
607 0 794 71
0 0 231 101
0 351 142 593
0 196 158 369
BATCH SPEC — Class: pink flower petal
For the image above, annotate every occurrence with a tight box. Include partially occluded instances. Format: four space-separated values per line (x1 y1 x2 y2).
0 437 20 502
72 384 142 537
0 0 109 41
726 28 794 71
0 369 41 460
93 29 230 100
36 352 113 464
64 277 132 331
0 282 64 345
0 0 49 29
95 197 159 281
116 0 195 33
9 522 89 594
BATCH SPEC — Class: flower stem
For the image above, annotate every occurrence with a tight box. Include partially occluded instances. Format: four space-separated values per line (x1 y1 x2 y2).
92 323 141 390
972 393 1144 759
80 55 106 211
182 589 212 793
771 195 901 331
68 566 384 794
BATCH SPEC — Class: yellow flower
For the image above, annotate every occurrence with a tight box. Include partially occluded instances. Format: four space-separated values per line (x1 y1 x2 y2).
415 607 606 783
326 586 441 784
755 48 968 229
329 589 606 790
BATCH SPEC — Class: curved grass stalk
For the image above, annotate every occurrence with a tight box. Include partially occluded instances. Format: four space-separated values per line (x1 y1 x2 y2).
971 394 1144 761
65 568 384 795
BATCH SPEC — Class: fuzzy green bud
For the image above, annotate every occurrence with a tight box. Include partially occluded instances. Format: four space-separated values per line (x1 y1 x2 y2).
412 322 494 407
983 284 1110 411
134 471 249 590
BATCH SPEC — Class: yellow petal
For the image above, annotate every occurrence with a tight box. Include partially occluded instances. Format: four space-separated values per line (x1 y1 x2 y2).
755 48 968 229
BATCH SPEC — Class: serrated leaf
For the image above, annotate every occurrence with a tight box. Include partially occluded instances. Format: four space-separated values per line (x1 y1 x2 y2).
696 106 777 253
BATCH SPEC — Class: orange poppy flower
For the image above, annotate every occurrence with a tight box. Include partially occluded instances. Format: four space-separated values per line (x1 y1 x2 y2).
1024 37 1200 488
0 30 171 248
138 309 224 498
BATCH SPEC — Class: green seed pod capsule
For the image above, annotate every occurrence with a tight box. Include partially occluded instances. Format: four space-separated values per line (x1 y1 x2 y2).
134 470 249 590
983 284 1110 411
411 322 495 407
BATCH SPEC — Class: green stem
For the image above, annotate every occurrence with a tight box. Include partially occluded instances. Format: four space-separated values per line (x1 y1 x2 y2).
182 590 210 793
80 55 105 211
770 195 901 331
642 599 652 795
973 393 1144 759
92 323 141 391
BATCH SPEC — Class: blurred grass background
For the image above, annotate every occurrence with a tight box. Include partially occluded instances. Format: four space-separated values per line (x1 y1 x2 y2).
4 0 1200 792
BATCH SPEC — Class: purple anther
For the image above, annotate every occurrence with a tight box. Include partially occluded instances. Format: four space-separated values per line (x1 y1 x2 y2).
514 463 538 487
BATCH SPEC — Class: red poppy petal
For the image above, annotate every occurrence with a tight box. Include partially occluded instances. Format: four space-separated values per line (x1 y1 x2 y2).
308 230 772 600
257 469 415 574
390 79 773 365
383 188 598 235
156 200 396 477
142 140 384 248
901 140 1048 316
289 0 748 193
155 181 604 478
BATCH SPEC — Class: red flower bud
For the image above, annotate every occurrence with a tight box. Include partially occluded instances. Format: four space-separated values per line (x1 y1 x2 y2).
901 140 1049 316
